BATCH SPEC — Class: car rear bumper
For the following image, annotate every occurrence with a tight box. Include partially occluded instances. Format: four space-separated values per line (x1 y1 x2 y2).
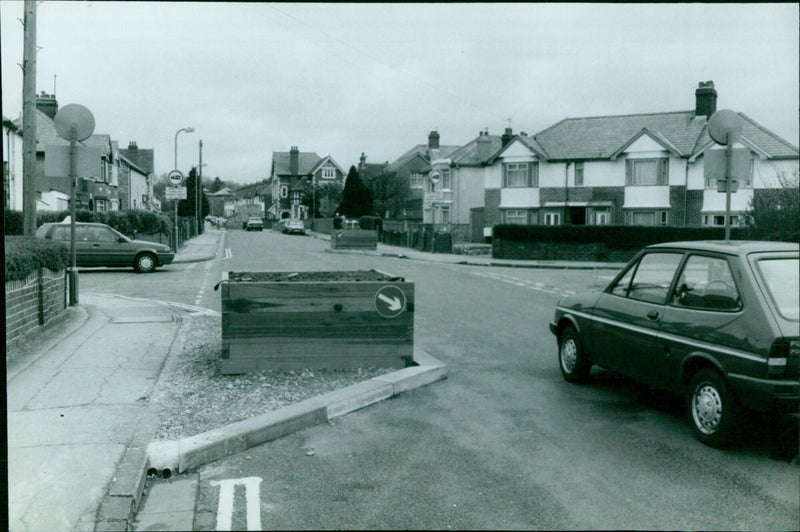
728 373 800 412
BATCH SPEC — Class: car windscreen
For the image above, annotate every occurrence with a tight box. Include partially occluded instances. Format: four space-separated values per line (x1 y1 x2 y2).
755 257 799 320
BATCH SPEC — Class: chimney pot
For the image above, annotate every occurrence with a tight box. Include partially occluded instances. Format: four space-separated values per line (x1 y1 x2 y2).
501 127 514 147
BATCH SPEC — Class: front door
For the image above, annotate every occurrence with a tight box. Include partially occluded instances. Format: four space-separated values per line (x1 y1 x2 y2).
589 251 684 383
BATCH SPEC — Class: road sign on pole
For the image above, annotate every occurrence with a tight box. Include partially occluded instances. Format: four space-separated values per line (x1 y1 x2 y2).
166 186 187 200
168 170 184 186
707 110 745 241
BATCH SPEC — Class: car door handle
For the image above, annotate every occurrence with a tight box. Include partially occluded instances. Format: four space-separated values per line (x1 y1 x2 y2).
92 244 101 247
646 311 659 321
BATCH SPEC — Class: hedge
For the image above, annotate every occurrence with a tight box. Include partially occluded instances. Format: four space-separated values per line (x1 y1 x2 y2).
4 209 170 237
492 225 755 250
5 236 70 281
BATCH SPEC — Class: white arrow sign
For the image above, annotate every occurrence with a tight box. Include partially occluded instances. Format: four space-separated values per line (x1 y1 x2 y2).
374 285 406 318
378 293 402 311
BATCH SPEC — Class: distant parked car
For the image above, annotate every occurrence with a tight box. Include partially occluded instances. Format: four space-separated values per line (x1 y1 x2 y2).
245 217 263 231
283 219 305 235
35 222 174 273
550 240 799 447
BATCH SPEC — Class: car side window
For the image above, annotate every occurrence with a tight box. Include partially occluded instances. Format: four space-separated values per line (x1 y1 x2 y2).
672 255 742 311
52 226 69 240
93 227 117 242
610 265 636 297
626 252 683 304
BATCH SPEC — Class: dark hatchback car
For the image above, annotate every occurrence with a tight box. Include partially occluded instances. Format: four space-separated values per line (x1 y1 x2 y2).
36 222 174 273
550 241 799 447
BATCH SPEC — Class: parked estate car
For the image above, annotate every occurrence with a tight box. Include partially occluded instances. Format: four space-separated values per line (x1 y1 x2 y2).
35 222 174 273
550 240 799 447
283 219 305 235
245 217 263 231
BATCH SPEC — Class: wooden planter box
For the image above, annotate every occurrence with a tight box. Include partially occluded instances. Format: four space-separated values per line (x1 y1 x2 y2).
330 229 378 250
220 270 414 373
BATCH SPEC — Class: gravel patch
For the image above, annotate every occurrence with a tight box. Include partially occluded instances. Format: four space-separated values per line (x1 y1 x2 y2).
151 315 394 440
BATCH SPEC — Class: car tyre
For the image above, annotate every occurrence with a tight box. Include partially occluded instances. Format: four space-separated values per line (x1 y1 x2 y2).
687 369 738 448
134 253 157 274
558 326 591 383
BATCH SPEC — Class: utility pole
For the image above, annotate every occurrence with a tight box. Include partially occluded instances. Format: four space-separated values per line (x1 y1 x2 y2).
198 140 203 234
22 0 37 236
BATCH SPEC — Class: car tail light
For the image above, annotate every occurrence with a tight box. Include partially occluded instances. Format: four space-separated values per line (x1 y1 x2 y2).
768 339 800 378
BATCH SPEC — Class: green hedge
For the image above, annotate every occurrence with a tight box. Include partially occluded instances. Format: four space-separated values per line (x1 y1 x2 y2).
4 209 170 237
5 236 70 281
492 225 754 250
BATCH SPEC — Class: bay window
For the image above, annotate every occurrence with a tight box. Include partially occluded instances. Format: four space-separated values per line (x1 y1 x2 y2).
626 158 668 186
503 162 538 187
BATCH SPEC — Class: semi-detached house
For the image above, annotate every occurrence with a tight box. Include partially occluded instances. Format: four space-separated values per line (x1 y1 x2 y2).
482 81 799 237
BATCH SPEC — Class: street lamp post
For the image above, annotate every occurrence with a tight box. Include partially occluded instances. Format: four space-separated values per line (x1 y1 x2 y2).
173 127 194 249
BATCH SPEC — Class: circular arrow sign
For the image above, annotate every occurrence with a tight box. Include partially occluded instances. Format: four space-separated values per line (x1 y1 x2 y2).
374 285 406 318
167 170 184 186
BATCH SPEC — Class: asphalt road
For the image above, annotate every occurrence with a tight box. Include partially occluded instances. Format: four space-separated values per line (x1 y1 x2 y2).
81 229 800 530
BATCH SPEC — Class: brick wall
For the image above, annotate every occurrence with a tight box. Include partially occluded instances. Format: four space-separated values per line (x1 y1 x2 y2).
5 268 67 349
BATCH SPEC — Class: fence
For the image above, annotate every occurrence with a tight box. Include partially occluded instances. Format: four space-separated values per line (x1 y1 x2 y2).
137 216 199 251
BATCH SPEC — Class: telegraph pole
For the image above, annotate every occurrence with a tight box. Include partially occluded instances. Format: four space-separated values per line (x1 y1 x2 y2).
198 140 203 234
22 0 37 236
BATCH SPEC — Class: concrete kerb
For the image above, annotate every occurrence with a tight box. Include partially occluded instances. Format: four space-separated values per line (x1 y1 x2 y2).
145 349 447 476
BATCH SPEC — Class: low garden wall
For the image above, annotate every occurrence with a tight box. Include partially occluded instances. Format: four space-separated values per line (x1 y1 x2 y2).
5 267 67 349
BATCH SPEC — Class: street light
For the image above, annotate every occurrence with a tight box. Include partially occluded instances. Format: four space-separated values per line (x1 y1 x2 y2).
173 127 194 250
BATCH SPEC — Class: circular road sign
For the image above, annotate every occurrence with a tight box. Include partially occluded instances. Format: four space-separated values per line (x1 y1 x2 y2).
167 170 184 186
374 285 407 318
54 104 95 142
708 109 743 146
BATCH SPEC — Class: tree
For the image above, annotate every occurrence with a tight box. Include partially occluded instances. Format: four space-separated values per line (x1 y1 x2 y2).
208 177 225 193
301 180 343 218
336 166 373 218
177 167 210 218
746 167 799 242
363 171 410 219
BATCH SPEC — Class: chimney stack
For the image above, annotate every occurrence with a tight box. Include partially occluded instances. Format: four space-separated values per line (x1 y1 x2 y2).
289 146 299 176
501 127 514 147
36 91 58 120
359 152 366 173
695 81 717 118
476 130 491 161
128 141 138 150
428 131 440 150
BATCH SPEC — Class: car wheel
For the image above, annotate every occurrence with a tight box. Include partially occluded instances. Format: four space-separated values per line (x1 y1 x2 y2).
558 326 591 383
687 369 738 447
134 253 157 273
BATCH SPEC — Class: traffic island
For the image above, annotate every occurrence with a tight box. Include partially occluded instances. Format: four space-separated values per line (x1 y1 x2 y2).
219 270 414 373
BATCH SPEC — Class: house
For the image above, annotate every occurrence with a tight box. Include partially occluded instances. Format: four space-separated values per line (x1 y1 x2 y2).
383 131 461 221
482 81 799 235
268 147 345 219
119 141 159 211
206 186 234 217
226 180 269 223
3 115 24 210
423 129 505 242
16 92 121 212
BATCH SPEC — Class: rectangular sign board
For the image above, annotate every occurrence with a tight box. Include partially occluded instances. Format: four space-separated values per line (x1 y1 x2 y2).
166 186 187 200
704 148 751 193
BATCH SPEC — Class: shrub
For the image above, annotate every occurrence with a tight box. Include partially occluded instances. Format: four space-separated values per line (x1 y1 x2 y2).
5 236 70 281
4 209 171 237
333 216 343 229
4 210 24 235
358 216 382 230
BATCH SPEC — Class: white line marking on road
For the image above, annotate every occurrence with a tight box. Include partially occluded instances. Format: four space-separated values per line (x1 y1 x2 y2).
223 248 232 260
210 476 263 531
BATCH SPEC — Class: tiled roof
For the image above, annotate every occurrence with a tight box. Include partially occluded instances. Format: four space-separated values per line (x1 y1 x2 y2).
119 147 154 174
448 134 504 165
386 144 461 173
530 110 798 160
272 151 322 176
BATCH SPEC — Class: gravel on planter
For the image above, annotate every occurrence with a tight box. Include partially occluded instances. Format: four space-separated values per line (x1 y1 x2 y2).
151 315 394 440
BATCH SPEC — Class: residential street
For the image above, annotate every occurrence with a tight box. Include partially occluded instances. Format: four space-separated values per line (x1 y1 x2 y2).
79 229 800 531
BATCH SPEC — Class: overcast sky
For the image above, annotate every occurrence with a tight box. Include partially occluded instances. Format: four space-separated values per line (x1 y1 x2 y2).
2 2 798 184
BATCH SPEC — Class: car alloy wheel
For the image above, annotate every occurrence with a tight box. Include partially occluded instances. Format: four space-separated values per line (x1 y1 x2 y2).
135 253 156 273
558 326 591 383
687 370 737 447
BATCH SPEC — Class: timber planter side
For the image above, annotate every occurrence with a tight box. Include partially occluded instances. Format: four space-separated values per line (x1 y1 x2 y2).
220 270 414 373
330 229 378 250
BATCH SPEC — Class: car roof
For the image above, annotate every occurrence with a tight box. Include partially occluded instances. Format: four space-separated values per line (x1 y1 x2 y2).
647 240 799 255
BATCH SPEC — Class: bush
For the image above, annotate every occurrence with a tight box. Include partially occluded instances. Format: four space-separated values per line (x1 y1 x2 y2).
3 209 172 237
333 217 343 229
358 216 382 230
4 210 24 235
4 236 70 281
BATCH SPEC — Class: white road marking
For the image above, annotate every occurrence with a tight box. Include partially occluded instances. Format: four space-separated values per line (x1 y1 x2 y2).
223 248 232 260
210 476 263 531
83 293 220 316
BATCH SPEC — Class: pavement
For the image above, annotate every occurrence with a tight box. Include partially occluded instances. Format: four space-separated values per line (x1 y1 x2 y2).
6 227 625 532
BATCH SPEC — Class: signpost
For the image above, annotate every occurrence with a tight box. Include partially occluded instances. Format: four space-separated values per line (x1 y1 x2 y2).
706 109 745 242
54 104 95 306
167 170 184 250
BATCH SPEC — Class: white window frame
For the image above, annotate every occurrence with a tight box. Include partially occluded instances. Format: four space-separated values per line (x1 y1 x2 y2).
280 185 288 198
410 173 424 189
543 212 561 226
626 158 668 186
322 165 335 180
593 210 609 225
441 169 452 190
503 209 528 225
575 162 584 186
441 205 451 224
503 162 538 187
